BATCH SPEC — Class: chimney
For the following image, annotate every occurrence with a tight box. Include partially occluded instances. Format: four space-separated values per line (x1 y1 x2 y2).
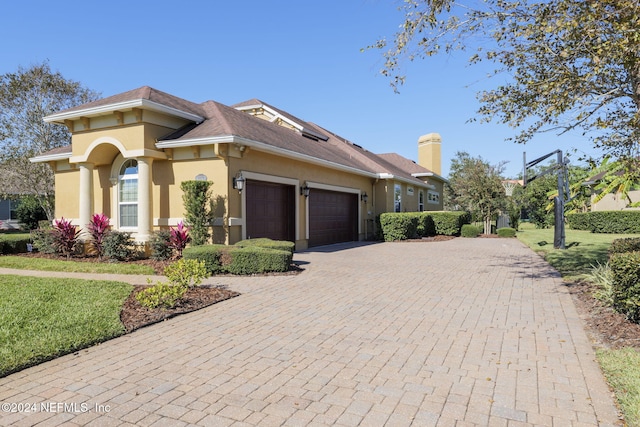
418 133 442 175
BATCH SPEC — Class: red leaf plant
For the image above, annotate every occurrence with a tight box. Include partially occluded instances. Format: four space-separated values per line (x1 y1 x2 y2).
53 217 80 259
170 221 191 258
88 213 110 258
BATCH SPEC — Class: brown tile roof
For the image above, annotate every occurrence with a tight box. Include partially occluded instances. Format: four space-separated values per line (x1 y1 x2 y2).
41 87 443 185
51 86 207 118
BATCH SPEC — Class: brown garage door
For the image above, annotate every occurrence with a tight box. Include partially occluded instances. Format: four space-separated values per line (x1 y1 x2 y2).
309 189 358 247
245 180 295 241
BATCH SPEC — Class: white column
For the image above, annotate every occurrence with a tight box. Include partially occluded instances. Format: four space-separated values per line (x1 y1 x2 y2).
78 162 94 239
136 157 152 242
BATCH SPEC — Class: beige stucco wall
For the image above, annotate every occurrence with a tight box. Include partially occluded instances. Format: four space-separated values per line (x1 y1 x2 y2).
50 115 445 248
592 190 640 211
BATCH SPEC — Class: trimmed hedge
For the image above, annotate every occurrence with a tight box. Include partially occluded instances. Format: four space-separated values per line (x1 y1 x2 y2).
429 211 471 236
0 234 31 254
379 211 471 241
566 211 640 233
565 212 591 231
497 227 517 238
183 241 293 275
610 251 640 322
183 244 227 274
461 224 481 238
379 213 418 241
610 237 640 255
235 238 295 255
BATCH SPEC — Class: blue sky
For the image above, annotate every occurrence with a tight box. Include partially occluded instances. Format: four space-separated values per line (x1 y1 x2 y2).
1 0 600 178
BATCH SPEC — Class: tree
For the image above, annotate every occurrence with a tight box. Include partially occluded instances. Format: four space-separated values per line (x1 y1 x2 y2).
446 152 507 234
0 61 99 219
181 180 213 246
368 1 640 157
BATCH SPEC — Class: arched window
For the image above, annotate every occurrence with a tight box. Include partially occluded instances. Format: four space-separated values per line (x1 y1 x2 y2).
119 159 138 228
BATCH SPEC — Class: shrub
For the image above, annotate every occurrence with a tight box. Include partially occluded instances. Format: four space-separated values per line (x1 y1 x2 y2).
183 244 292 275
52 217 80 259
181 180 212 246
566 211 640 234
150 230 173 261
566 212 591 230
590 261 615 307
30 228 56 254
416 213 436 237
183 245 227 274
226 246 292 275
170 221 191 258
235 238 295 255
163 258 208 288
461 224 481 237
609 237 640 255
102 231 133 261
136 282 187 309
497 227 517 237
15 196 47 230
87 213 110 258
0 234 30 254
428 211 471 236
379 213 418 241
610 251 640 322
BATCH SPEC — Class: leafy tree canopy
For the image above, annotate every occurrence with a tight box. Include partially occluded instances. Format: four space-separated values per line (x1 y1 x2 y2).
0 61 99 219
368 1 640 157
446 151 507 234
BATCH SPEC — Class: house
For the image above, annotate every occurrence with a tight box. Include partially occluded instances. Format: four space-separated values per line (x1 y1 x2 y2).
31 86 446 250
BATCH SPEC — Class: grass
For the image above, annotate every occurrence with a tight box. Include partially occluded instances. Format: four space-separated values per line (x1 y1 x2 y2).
0 275 132 377
515 222 634 281
517 223 640 426
0 255 155 275
597 348 640 427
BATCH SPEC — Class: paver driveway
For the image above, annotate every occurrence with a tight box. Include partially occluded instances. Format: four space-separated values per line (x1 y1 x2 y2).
0 238 621 426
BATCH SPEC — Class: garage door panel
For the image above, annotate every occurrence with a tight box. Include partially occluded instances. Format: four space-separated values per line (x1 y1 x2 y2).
309 189 358 247
246 180 295 242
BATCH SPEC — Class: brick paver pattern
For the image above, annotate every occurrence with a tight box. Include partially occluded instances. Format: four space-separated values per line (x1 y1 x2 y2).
0 239 621 426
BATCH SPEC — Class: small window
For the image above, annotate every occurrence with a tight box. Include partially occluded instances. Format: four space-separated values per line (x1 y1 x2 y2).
394 184 402 212
418 191 424 212
427 190 440 205
119 159 138 228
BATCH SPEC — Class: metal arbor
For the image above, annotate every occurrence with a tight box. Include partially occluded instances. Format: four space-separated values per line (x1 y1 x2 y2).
523 150 570 249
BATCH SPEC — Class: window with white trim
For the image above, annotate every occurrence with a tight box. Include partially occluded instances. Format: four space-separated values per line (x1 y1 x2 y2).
119 159 138 228
427 190 440 204
418 190 425 212
394 184 402 212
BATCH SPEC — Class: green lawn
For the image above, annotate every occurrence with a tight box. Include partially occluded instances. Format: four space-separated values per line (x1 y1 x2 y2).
0 275 132 377
517 224 640 426
516 223 635 280
0 255 155 275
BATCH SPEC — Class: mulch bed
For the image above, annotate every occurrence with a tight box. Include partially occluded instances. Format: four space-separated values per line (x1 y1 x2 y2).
567 280 640 350
120 285 240 333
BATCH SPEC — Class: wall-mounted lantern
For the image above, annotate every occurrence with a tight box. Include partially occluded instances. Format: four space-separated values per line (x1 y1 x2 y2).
232 172 245 193
361 192 368 203
300 184 310 197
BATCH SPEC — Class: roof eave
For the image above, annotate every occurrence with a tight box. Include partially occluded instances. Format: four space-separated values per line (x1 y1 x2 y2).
156 135 378 179
30 152 72 163
44 99 204 124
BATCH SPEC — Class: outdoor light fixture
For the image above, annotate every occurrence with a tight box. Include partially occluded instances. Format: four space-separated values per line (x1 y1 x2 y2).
300 184 310 197
232 172 245 193
361 192 368 203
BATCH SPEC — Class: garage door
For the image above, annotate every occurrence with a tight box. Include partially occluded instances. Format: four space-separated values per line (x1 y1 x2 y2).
309 189 358 247
245 180 295 241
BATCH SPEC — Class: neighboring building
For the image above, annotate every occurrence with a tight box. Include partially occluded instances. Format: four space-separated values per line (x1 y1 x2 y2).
585 170 640 211
32 86 446 250
0 197 19 229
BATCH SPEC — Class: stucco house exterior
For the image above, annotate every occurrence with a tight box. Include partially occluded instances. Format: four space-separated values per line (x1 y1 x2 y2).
31 86 446 250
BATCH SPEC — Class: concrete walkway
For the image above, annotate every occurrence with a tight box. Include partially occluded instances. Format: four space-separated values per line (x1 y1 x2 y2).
0 239 621 426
